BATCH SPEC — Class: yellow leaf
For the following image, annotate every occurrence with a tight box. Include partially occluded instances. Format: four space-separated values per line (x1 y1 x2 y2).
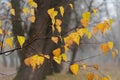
70 63 79 75
23 8 29 15
101 77 109 80
69 32 80 45
93 64 99 70
28 16 35 23
17 36 25 47
29 1 38 8
94 74 99 80
86 32 92 39
7 2 12 8
47 8 58 19
100 44 109 54
24 54 45 71
56 19 62 26
51 36 58 44
30 9 35 15
59 6 64 17
107 75 112 80
80 18 88 27
48 8 58 32
82 12 91 21
69 3 73 10
53 48 61 57
82 63 87 70
5 37 13 48
93 9 98 16
87 73 93 80
53 56 62 64
115 48 119 55
107 41 114 50
0 29 3 34
10 8 15 16
112 51 116 58
61 54 67 61
7 31 11 36
109 18 114 25
64 36 73 46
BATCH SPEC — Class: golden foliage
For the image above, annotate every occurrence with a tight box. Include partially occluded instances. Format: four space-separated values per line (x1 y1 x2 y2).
70 63 79 75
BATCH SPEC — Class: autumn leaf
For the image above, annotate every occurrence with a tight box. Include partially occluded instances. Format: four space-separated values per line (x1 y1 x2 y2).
59 6 64 17
93 64 99 70
109 18 114 25
24 54 45 71
56 19 62 26
87 73 93 80
30 9 35 16
101 77 109 80
112 51 116 58
70 63 79 75
64 36 73 46
82 12 91 21
5 37 13 48
48 8 58 32
115 48 119 55
94 74 99 80
23 8 29 15
28 16 35 23
53 48 61 57
0 29 3 34
51 36 59 44
7 2 12 9
17 36 25 47
53 56 62 64
69 3 73 10
61 54 67 61
86 32 92 39
29 1 38 8
107 41 114 50
80 18 89 27
10 8 15 16
82 63 87 70
100 44 109 54
69 32 80 45
47 8 58 19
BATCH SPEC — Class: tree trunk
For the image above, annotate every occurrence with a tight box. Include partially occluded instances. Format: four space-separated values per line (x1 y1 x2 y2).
11 0 73 80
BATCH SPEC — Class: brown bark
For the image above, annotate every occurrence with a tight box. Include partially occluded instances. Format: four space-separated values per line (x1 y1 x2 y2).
11 0 73 80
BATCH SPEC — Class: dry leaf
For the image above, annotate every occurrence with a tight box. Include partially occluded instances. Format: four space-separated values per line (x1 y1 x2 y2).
53 48 61 57
53 56 62 64
59 6 64 16
28 16 35 23
10 8 15 16
70 63 79 75
17 36 25 47
51 37 58 44
69 3 73 10
5 37 13 48
87 73 93 80
107 41 114 50
93 64 99 70
61 54 67 61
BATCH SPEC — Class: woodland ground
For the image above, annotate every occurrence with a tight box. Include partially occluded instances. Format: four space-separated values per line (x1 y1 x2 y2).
0 63 120 80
